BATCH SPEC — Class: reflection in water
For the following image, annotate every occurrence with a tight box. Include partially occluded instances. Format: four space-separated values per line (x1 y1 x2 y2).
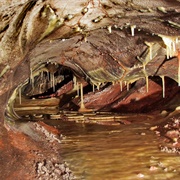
46 119 180 180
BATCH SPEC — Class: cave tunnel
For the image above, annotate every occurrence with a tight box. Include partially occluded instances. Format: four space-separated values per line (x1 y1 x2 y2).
0 0 180 179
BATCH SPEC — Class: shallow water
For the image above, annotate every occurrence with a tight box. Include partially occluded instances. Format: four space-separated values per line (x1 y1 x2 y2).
45 119 180 180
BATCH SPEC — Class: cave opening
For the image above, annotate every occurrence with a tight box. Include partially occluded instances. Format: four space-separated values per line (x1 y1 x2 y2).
11 60 180 124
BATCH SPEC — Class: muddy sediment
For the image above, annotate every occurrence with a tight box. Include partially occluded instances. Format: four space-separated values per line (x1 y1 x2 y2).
0 121 74 180
153 113 180 155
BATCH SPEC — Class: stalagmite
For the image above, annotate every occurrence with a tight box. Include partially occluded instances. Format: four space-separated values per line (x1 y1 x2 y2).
160 75 165 98
130 25 136 36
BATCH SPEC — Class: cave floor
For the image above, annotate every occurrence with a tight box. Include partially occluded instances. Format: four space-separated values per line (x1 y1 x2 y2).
0 96 179 179
0 121 73 180
1 111 179 180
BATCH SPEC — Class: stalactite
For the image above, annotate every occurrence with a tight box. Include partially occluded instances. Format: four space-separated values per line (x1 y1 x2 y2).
80 83 85 109
54 76 57 87
137 56 149 92
145 75 149 93
47 72 50 81
52 73 55 92
127 82 130 91
30 68 34 90
92 84 95 93
159 35 178 59
30 68 33 84
178 50 180 86
145 41 154 60
50 73 52 87
19 86 21 104
120 81 123 91
50 73 55 91
39 83 43 94
41 71 43 79
97 82 101 90
73 76 77 89
107 25 112 33
77 82 79 96
130 25 136 36
143 65 149 93
160 75 165 98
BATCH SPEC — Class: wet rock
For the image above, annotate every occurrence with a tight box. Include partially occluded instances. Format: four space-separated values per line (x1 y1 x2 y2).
165 130 179 140
36 160 73 180
160 146 180 154
137 173 145 178
0 122 74 180
149 166 158 171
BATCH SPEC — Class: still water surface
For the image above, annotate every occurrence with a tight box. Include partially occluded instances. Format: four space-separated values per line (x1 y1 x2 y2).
46 118 180 180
